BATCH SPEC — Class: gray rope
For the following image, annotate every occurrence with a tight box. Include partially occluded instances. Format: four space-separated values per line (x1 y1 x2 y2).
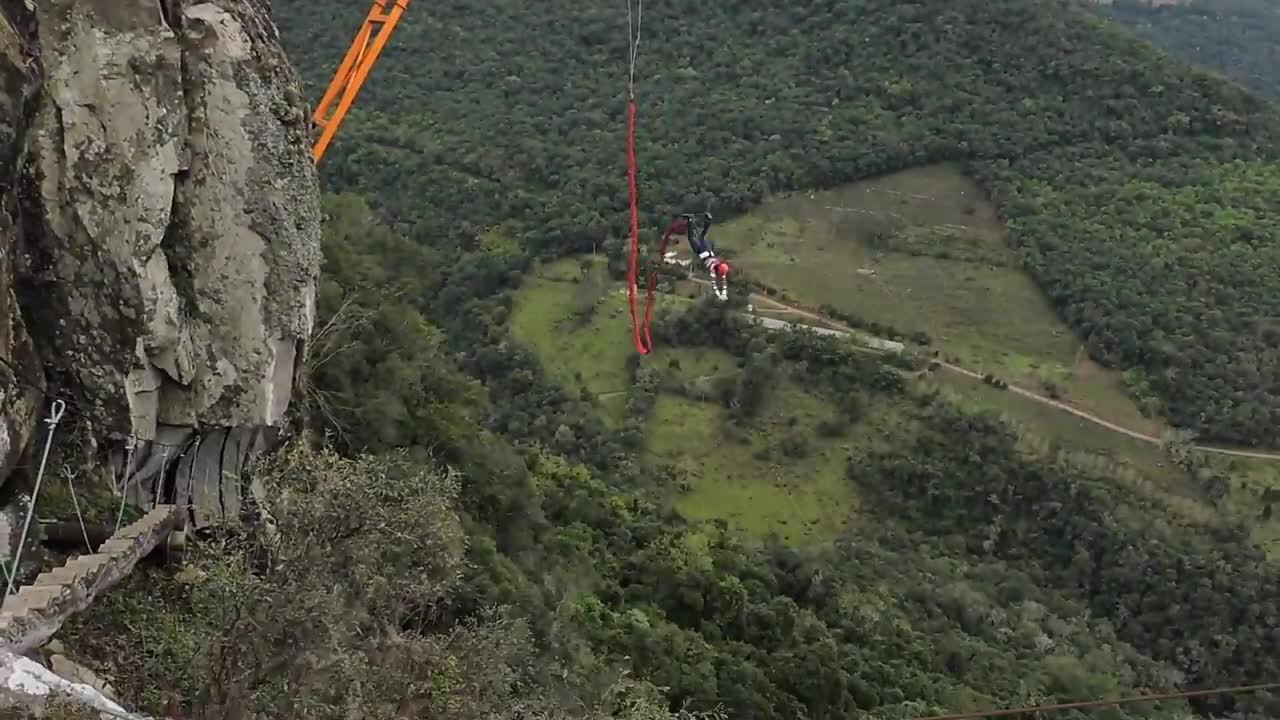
114 436 137 533
5 399 66 598
61 465 92 552
152 446 170 508
626 0 642 98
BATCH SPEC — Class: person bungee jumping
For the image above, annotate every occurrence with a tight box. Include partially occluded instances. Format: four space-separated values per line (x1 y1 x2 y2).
682 212 729 301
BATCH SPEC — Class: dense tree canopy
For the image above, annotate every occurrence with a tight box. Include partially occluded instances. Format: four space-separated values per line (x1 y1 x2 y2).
63 1 1280 717
71 188 1280 717
275 0 1280 445
1097 0 1280 100
271 0 1280 713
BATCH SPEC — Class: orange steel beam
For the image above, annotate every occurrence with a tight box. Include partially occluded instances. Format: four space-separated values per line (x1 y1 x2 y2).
311 0 408 164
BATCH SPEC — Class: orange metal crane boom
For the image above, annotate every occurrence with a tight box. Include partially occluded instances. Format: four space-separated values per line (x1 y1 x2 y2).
311 0 408 165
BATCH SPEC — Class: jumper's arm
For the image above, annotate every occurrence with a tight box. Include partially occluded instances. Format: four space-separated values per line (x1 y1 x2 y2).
311 0 409 164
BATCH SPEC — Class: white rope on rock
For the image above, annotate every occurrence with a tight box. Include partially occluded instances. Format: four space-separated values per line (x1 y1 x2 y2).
151 446 170 509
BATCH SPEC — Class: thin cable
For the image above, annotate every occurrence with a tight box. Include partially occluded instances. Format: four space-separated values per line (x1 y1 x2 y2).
912 682 1280 720
152 446 170 508
61 466 92 552
624 0 648 353
625 0 642 98
626 0 633 97
631 0 642 93
5 399 66 598
114 435 137 533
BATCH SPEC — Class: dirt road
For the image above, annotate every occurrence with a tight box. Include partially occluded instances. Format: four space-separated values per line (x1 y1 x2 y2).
689 277 1280 462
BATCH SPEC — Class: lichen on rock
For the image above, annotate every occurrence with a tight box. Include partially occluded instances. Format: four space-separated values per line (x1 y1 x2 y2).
0 0 321 527
0 4 42 495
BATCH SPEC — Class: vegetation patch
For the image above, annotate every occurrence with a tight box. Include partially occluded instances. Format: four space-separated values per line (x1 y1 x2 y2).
510 257 636 422
511 265 866 543
921 372 1232 530
189 1 1280 715
715 164 1166 438
649 385 870 546
1203 453 1280 555
1096 0 1280 100
277 0 1280 446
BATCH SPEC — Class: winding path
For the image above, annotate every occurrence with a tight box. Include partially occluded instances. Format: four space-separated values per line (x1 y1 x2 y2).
688 277 1280 462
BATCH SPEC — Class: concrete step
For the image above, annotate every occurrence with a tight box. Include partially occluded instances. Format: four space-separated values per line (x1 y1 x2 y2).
0 504 182 655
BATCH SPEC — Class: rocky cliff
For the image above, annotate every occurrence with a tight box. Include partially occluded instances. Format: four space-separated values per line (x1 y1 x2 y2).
0 0 320 539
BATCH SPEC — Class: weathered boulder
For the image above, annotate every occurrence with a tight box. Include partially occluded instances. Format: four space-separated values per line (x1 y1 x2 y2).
0 650 150 719
18 0 320 436
0 0 320 526
48 652 120 704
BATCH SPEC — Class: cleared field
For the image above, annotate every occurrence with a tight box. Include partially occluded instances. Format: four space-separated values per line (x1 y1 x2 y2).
649 384 893 546
510 257 636 422
1205 454 1280 556
510 260 871 543
508 250 1280 555
712 163 1166 438
927 371 1280 557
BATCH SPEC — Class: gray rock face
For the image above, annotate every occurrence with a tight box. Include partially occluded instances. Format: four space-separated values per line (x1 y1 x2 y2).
0 2 43 499
0 0 320 527
0 498 30 577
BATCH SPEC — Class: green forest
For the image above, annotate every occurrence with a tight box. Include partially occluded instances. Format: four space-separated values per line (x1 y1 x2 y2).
70 204 1280 718
1096 0 1280 100
59 0 1280 718
271 0 1280 447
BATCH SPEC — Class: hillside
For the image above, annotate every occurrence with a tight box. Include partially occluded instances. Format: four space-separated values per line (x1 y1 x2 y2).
21 0 1280 716
49 0 1267 717
1095 0 1280 99
284 202 1280 718
694 160 1280 551
272 0 1280 448
59 189 1280 718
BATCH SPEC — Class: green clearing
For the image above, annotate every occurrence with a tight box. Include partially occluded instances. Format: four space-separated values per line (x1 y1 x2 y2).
706 162 1280 556
1205 454 1280 556
510 258 873 543
510 257 635 423
926 370 1280 556
510 252 1280 555
713 163 1166 439
647 384 903 546
924 372 1202 505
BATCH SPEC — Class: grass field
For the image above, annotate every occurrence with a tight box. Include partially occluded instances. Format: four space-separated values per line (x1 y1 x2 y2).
647 391 845 545
511 250 1280 556
646 382 912 546
702 162 1280 554
925 370 1280 556
510 258 874 543
712 163 1166 438
1206 454 1280 555
510 257 639 423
